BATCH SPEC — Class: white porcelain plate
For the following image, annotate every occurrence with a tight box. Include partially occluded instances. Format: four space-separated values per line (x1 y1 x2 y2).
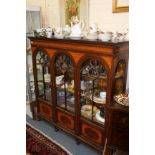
66 35 83 40
95 111 105 123
90 95 106 104
114 94 129 106
85 35 98 40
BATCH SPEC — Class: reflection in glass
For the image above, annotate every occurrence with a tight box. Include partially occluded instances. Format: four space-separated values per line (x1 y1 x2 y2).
55 54 75 112
114 60 126 95
80 58 107 125
35 51 52 102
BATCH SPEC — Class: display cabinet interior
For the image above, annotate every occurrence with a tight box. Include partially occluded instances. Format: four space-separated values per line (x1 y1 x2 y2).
80 58 107 126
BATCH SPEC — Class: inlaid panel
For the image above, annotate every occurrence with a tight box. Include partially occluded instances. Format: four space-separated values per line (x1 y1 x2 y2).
81 122 103 144
57 111 75 130
31 41 113 54
39 102 52 120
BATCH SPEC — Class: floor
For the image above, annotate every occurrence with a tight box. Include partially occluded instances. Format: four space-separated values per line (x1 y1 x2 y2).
26 112 102 155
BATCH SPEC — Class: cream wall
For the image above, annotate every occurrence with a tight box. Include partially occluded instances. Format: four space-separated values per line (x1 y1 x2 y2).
89 0 128 32
26 0 129 88
26 0 61 27
26 0 128 32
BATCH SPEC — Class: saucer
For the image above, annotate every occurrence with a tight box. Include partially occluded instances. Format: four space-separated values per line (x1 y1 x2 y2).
90 95 106 104
66 35 83 40
55 34 65 39
84 33 98 40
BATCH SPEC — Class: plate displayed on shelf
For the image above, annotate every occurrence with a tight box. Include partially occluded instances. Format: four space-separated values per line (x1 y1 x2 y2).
81 105 99 119
114 93 129 106
90 96 106 104
95 111 105 123
84 34 98 41
67 96 75 104
66 35 83 40
54 34 65 39
56 75 64 85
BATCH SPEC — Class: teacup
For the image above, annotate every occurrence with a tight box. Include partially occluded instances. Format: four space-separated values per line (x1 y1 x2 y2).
63 25 71 36
55 27 63 34
36 28 42 33
46 31 52 38
98 32 113 41
54 27 65 39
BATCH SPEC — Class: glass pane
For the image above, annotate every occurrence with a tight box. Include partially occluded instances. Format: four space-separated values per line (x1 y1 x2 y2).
114 60 126 95
35 51 52 102
80 58 107 125
36 64 43 81
55 54 75 112
38 82 44 96
80 58 107 124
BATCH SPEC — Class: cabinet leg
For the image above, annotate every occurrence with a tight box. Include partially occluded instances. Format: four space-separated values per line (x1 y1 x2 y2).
75 138 80 145
54 126 59 132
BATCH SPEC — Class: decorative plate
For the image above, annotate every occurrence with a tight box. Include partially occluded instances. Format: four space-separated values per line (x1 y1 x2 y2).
56 75 64 85
114 93 129 106
90 96 106 104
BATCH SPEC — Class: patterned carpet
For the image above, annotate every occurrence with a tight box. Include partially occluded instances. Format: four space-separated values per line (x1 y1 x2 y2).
26 123 72 155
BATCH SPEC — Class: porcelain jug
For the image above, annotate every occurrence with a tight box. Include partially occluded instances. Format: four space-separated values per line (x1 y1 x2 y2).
70 16 84 37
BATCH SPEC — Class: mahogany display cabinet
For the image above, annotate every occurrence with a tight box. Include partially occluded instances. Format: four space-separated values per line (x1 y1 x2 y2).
29 37 129 154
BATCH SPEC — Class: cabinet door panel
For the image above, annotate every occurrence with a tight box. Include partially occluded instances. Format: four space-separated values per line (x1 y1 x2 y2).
39 102 52 120
54 54 75 113
79 57 108 126
35 50 52 102
57 110 75 130
81 122 103 144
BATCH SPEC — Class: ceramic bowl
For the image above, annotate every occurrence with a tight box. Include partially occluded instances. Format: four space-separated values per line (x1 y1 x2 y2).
46 31 52 38
98 33 112 41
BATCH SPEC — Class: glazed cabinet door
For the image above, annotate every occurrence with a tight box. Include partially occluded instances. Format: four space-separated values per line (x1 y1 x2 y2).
114 60 127 95
54 53 75 131
34 49 53 121
78 56 109 148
